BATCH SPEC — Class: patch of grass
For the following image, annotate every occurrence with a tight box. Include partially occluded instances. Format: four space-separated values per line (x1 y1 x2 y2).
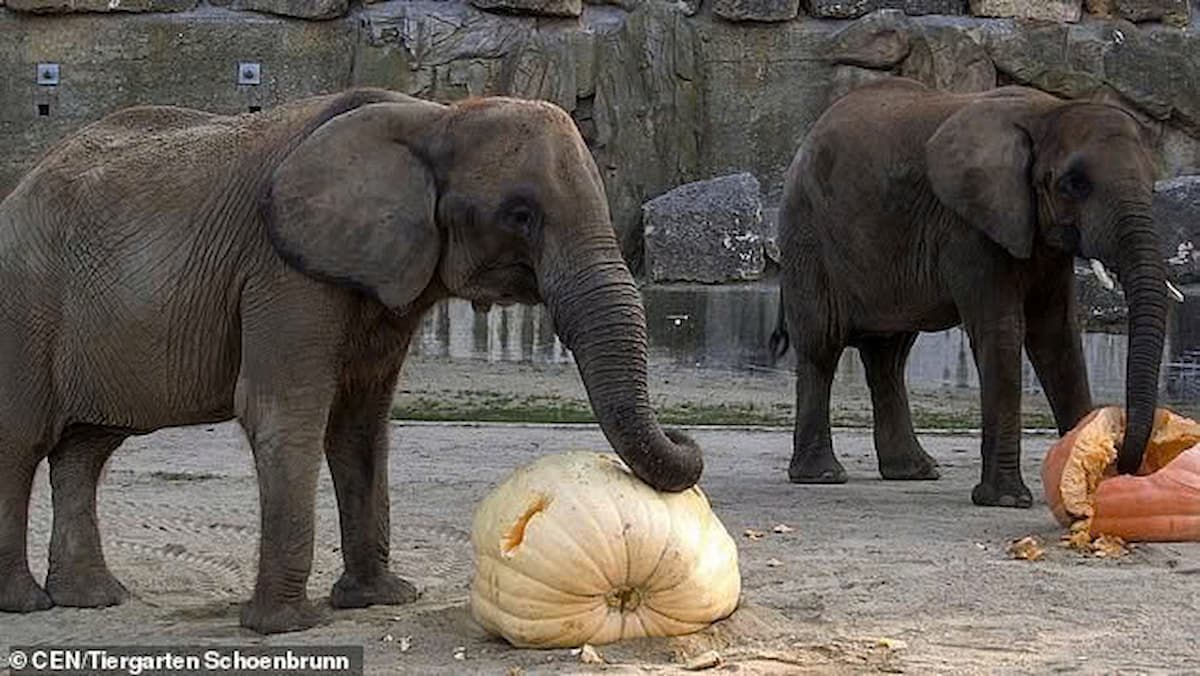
392 391 1062 430
660 402 791 426
905 407 1056 430
392 391 796 426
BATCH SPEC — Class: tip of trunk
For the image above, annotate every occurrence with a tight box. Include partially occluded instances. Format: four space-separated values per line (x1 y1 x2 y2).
1117 419 1152 474
643 428 704 492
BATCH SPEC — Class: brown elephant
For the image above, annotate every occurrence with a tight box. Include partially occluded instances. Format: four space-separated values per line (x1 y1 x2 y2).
771 78 1175 507
0 89 702 633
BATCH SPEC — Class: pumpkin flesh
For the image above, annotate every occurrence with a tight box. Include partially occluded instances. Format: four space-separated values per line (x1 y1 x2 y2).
470 452 741 648
1042 406 1200 541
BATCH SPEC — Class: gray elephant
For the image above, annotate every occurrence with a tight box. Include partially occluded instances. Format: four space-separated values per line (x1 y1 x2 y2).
0 89 702 633
771 77 1172 508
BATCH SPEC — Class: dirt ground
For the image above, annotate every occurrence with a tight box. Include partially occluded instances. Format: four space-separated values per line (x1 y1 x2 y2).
4 411 1199 674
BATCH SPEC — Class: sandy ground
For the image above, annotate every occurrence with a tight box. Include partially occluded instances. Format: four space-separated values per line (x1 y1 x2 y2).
3 418 1199 674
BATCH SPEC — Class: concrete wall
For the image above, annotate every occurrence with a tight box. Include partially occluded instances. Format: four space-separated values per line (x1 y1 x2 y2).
2 0 1199 269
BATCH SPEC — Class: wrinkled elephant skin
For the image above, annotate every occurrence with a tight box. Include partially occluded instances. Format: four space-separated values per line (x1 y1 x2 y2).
0 89 702 632
772 78 1168 508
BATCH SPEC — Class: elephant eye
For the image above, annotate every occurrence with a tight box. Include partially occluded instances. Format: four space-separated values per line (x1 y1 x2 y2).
499 198 541 239
1057 169 1092 201
510 207 533 228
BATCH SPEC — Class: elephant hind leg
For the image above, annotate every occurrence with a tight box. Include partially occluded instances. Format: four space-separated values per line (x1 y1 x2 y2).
789 346 848 484
44 426 129 608
858 333 940 481
0 435 52 613
235 273 346 634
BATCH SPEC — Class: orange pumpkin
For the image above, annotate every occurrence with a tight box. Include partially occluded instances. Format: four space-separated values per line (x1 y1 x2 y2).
1042 406 1200 541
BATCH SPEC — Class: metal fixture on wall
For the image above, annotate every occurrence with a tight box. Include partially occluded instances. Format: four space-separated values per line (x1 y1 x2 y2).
37 63 59 86
35 63 59 117
237 61 261 86
237 61 264 114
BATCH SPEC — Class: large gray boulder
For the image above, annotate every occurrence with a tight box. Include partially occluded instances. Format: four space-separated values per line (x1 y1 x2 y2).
969 0 1082 21
714 0 801 22
1155 175 1200 284
642 173 767 283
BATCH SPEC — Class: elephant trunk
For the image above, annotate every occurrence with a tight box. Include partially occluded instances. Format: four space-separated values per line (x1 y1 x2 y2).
542 242 703 492
1110 213 1169 474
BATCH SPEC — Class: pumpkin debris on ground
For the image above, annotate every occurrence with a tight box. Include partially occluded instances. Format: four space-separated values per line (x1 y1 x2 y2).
1063 524 1130 558
772 523 795 534
683 650 723 670
578 644 604 664
1042 406 1200 543
744 528 766 540
1006 536 1045 561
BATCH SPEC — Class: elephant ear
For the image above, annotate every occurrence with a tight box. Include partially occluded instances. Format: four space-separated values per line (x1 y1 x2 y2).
925 98 1039 260
266 101 445 313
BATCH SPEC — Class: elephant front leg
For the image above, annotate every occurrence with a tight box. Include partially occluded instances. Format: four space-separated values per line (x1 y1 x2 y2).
45 427 129 608
238 394 331 634
966 316 1032 508
325 370 419 610
1024 268 1093 434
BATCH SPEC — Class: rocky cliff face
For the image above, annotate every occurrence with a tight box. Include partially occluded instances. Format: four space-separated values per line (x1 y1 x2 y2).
1 0 1198 275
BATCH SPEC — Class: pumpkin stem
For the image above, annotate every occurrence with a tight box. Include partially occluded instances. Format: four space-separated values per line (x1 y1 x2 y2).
605 586 643 613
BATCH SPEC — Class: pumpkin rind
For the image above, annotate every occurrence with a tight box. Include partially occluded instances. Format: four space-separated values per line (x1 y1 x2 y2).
469 452 741 648
1041 406 1200 541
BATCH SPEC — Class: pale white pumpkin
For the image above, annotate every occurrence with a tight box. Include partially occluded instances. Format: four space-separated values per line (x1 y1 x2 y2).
469 451 741 648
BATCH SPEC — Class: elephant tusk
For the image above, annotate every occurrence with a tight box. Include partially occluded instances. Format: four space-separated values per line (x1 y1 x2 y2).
1090 259 1116 290
1166 280 1186 303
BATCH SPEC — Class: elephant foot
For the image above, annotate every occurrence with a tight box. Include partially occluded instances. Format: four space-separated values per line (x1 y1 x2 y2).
0 571 53 613
879 448 941 481
788 454 848 484
240 598 329 634
331 571 420 609
45 567 130 608
971 476 1033 508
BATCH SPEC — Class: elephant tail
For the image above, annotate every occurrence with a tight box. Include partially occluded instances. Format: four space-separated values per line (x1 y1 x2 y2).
768 290 790 363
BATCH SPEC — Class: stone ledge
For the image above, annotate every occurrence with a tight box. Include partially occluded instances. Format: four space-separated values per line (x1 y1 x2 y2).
470 0 583 18
1085 0 1190 27
207 0 349 20
806 1 967 19
715 0 801 22
969 0 1082 22
6 0 197 12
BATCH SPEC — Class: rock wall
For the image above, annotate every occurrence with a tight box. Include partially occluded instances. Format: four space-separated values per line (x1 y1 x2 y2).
1 0 1198 274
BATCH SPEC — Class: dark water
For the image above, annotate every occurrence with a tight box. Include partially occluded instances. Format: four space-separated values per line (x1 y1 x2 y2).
411 284 1200 401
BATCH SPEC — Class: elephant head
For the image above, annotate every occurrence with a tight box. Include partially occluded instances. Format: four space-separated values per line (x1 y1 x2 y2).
926 88 1172 474
263 92 702 492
